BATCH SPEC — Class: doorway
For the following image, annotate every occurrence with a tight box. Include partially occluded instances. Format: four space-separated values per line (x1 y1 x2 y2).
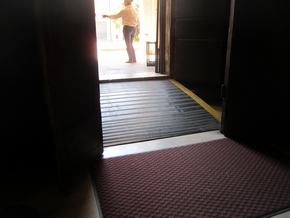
94 0 166 81
94 0 225 147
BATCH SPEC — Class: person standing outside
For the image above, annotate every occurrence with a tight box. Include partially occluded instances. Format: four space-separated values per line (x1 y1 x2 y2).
102 0 139 63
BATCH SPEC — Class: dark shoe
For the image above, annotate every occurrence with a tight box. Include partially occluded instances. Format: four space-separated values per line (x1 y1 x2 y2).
125 61 133 63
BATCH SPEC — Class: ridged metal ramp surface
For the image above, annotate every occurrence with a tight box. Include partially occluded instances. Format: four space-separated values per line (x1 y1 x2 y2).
100 79 220 147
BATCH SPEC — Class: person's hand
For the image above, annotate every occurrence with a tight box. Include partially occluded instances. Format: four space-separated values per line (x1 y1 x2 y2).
102 14 108 18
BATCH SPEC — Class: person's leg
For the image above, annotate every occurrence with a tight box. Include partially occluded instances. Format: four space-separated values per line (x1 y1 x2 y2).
130 28 136 62
123 26 133 62
123 26 136 63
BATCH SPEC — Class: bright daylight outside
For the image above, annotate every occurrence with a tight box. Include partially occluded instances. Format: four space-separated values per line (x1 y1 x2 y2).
94 0 157 80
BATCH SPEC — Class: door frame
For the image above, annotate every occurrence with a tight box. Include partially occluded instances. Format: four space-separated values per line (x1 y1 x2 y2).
156 0 172 76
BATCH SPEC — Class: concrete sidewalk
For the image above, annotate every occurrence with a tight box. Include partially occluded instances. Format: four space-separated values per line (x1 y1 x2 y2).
97 40 145 51
97 41 166 81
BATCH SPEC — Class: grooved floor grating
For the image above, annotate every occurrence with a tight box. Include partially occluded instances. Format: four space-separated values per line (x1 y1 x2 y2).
100 79 220 147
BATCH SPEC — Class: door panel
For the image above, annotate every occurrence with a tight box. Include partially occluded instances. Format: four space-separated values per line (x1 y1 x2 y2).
35 0 103 191
171 0 230 86
222 0 290 148
174 41 223 83
175 0 227 17
175 19 225 39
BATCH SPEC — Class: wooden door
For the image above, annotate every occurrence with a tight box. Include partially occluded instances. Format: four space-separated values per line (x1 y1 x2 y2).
35 0 103 191
222 0 290 148
171 0 230 86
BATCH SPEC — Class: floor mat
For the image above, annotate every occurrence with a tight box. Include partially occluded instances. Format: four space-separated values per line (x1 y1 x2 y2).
91 138 290 217
100 79 220 147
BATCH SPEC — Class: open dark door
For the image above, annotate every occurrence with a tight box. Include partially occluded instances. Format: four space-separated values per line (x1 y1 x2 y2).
222 0 290 148
35 0 103 191
171 0 230 87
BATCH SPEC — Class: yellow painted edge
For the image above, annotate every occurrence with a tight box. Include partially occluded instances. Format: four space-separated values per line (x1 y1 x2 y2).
169 79 221 122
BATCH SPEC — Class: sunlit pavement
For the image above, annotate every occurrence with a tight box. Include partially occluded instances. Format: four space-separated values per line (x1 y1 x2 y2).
97 40 165 81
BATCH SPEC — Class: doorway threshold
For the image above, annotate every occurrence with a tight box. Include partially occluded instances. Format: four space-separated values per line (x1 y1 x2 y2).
103 130 225 158
99 73 168 83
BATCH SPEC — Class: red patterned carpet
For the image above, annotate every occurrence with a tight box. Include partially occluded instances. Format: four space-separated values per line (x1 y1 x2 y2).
91 138 290 217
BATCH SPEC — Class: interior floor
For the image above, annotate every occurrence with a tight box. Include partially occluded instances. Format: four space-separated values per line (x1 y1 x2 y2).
18 131 224 218
18 130 290 218
9 43 289 218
